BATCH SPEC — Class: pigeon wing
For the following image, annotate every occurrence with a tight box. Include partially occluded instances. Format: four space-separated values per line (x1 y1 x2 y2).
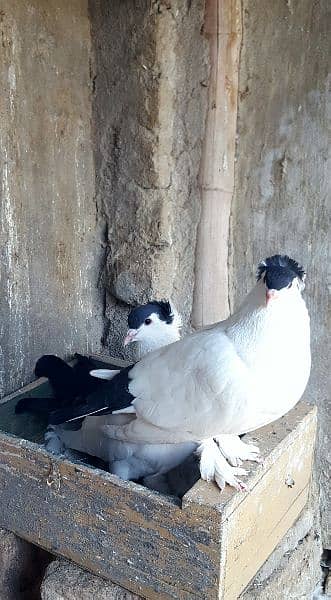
128 326 252 439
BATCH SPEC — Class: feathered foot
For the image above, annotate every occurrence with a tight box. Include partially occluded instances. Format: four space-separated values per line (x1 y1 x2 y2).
197 439 248 492
44 426 65 455
214 434 261 467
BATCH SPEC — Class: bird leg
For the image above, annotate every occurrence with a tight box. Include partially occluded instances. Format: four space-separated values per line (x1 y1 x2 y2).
197 438 248 492
214 434 261 467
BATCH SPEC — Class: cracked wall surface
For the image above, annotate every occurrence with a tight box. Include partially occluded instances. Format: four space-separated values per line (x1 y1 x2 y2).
0 0 104 398
89 0 209 358
229 0 330 547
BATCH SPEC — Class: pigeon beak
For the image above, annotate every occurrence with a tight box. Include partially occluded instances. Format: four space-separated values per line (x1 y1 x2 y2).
124 329 138 346
266 289 279 305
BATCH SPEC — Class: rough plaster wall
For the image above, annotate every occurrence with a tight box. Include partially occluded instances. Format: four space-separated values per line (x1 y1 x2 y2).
89 0 209 358
0 0 103 397
229 0 330 546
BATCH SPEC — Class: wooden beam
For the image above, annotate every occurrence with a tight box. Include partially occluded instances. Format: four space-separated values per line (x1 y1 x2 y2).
192 0 242 327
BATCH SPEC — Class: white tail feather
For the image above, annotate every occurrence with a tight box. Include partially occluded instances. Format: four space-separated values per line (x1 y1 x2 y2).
89 369 121 380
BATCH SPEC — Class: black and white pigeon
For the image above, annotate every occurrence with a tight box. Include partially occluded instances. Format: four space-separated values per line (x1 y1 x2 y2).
49 255 311 491
45 301 197 479
89 302 260 480
15 302 180 418
124 300 182 356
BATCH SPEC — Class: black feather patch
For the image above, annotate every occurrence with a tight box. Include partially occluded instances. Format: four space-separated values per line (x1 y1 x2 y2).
16 355 104 419
128 300 174 329
155 300 174 324
257 255 305 290
49 366 135 425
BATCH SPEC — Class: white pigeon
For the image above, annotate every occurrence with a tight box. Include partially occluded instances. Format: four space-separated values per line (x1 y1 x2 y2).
59 301 260 484
50 255 310 491
93 329 260 485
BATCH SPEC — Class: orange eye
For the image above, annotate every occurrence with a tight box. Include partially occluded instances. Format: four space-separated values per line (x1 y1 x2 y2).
145 318 152 325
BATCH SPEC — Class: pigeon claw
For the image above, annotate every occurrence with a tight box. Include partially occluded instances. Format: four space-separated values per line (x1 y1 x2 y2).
215 434 262 467
198 439 249 493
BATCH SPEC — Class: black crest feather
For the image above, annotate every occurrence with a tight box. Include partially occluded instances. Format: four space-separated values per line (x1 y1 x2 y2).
154 300 174 324
257 255 305 281
128 300 174 329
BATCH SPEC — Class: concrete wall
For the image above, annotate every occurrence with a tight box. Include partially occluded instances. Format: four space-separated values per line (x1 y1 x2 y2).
89 0 209 358
0 0 103 398
229 0 330 546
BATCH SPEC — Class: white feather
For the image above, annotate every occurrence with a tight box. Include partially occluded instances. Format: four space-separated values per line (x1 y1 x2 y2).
89 369 120 380
103 279 310 445
51 278 310 491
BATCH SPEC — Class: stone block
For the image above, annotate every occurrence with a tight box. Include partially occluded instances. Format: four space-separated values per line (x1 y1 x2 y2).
0 529 50 600
40 560 141 600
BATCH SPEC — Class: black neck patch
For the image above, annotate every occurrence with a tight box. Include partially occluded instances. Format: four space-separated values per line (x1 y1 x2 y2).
128 301 174 329
257 255 305 291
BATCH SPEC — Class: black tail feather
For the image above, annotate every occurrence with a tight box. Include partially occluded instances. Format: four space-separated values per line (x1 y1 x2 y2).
49 366 135 425
15 355 133 425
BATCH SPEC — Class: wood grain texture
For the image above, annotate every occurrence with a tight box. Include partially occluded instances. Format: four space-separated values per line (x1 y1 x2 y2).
192 0 242 327
0 434 220 599
0 359 317 600
221 415 316 598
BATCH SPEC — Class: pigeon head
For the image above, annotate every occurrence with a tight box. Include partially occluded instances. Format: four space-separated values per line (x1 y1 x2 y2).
257 255 306 305
124 301 181 355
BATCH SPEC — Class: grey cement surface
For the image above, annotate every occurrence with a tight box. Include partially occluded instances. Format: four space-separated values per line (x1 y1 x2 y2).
0 0 104 398
230 0 330 547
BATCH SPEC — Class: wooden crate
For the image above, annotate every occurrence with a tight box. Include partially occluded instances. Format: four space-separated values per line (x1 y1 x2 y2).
0 356 317 599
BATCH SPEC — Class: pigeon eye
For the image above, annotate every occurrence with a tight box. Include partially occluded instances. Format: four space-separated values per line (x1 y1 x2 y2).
144 318 152 325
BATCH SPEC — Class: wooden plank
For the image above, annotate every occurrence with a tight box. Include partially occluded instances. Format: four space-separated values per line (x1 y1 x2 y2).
192 0 242 327
0 375 50 405
0 434 221 599
0 378 52 443
221 408 316 599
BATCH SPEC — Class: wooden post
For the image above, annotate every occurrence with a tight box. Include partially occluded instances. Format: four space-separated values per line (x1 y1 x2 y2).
192 0 242 327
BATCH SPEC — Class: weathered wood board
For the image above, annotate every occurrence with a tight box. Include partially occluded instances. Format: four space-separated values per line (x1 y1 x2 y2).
0 358 317 599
